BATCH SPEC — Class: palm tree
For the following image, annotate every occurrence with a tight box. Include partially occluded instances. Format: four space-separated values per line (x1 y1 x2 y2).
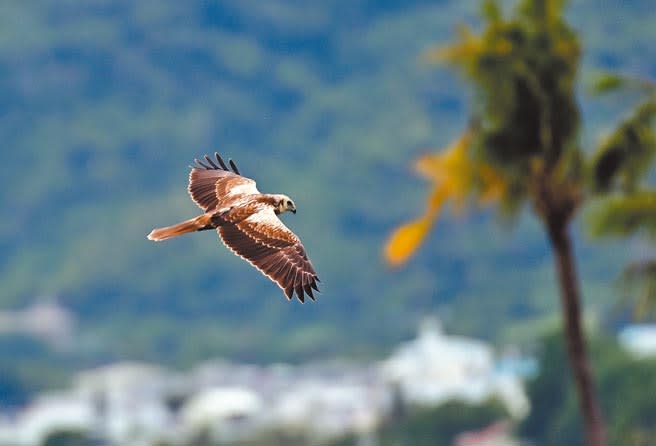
384 2 655 445
589 79 656 317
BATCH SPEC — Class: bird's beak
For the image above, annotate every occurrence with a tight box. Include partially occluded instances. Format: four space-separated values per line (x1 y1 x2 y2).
291 209 296 214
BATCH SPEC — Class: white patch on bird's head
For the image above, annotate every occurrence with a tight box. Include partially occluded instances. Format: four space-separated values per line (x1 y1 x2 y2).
271 194 296 215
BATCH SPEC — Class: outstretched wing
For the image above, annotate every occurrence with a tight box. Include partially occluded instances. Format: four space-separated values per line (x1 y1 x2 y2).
188 153 259 212
218 208 320 302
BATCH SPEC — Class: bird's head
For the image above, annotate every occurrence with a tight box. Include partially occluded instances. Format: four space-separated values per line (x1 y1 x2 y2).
274 195 296 215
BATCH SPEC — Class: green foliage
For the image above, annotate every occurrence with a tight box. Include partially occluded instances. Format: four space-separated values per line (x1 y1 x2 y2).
481 0 502 22
0 0 654 373
440 0 581 209
42 429 92 446
619 259 656 319
589 72 627 95
589 192 656 238
328 400 508 446
0 336 71 407
521 331 656 445
589 71 656 97
378 400 508 446
0 0 484 365
590 100 656 193
588 91 656 317
519 331 582 444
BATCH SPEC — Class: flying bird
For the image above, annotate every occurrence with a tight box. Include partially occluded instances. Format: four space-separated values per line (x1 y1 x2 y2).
148 153 320 302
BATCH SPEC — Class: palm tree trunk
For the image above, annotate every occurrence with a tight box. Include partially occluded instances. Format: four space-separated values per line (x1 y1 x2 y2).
547 221 607 446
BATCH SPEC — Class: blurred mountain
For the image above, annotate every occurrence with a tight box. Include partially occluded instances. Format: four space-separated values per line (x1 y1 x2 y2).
1 0 655 364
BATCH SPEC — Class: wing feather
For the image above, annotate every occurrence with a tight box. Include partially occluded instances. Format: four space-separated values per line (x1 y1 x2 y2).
217 208 320 302
188 153 258 211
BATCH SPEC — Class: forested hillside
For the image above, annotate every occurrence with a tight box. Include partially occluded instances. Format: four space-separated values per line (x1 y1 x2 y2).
1 0 654 365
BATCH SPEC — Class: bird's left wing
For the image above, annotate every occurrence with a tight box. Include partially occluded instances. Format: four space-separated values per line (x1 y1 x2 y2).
188 153 259 212
217 208 320 302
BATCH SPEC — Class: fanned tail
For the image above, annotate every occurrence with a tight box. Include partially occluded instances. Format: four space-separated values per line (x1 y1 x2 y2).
147 215 211 241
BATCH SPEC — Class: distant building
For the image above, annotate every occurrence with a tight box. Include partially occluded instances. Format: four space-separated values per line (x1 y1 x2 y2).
270 381 384 438
618 324 656 358
0 318 533 445
381 317 529 418
180 387 263 443
0 393 94 446
74 362 176 445
186 359 388 442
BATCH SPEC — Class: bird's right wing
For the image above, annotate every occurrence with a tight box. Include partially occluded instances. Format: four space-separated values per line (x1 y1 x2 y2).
217 208 320 302
187 153 259 212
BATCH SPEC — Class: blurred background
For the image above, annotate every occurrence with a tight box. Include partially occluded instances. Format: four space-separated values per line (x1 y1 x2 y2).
1 1 656 445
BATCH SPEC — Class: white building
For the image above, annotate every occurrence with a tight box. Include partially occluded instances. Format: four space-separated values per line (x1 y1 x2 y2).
381 318 529 418
185 360 387 441
73 361 176 446
618 324 656 358
0 393 94 446
180 386 263 443
0 319 532 445
270 381 384 438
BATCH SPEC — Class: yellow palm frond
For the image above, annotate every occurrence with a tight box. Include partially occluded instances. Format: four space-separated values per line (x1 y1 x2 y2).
416 131 472 196
423 25 482 65
384 186 447 267
385 131 506 266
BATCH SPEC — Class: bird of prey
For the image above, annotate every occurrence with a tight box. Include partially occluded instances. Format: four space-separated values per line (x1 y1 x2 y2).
148 153 320 302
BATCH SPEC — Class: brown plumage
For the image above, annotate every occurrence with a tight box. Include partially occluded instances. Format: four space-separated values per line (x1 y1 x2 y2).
148 153 320 302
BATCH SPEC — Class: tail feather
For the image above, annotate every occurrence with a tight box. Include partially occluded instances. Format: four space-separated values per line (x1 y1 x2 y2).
147 215 211 241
